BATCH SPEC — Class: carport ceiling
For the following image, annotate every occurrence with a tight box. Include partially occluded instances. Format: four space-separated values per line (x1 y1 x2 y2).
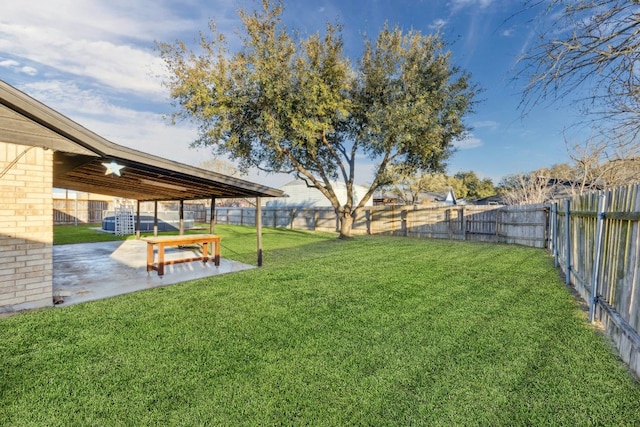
1 79 283 202
53 151 283 201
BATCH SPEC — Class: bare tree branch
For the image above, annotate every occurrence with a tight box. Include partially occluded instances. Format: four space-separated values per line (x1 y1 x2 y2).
517 0 640 158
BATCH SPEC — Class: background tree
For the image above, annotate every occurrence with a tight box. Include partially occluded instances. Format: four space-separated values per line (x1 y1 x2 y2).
501 153 640 205
379 164 429 205
498 170 553 205
157 0 478 238
602 158 640 185
421 173 466 199
453 171 495 200
380 168 496 204
542 163 575 182
519 0 640 159
380 167 464 205
198 158 241 177
565 136 640 190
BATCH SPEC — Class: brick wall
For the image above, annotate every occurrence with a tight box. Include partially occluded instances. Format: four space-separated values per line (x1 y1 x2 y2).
0 142 53 313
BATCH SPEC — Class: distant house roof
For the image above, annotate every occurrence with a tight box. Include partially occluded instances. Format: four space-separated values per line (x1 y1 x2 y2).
444 189 457 205
0 80 283 201
546 178 603 200
373 189 459 205
474 195 504 205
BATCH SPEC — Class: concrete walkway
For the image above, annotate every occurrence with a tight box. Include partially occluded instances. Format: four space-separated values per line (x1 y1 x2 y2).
53 240 254 306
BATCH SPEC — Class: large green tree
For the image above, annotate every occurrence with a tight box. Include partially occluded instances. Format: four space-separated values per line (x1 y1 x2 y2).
380 167 495 204
157 0 478 237
453 171 495 200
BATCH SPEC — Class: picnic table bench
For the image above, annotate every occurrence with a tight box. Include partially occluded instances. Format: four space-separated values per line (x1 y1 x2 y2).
141 234 221 277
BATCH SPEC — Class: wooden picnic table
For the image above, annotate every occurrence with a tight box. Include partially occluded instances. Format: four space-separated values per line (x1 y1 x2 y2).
141 234 221 277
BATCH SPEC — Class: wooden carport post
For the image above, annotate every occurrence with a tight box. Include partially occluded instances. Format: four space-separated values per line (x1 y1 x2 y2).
135 200 141 239
153 200 158 236
210 196 216 234
256 197 263 267
179 200 184 235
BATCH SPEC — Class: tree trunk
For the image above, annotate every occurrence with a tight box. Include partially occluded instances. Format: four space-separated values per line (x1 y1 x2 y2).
338 210 355 239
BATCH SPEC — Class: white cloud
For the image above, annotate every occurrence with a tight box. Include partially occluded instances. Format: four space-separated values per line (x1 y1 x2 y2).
0 1 218 43
453 135 483 150
0 58 38 75
0 59 20 68
20 66 38 76
0 1 243 99
501 27 515 37
20 80 205 165
430 19 448 30
20 79 279 185
0 22 166 98
450 0 495 10
473 120 499 129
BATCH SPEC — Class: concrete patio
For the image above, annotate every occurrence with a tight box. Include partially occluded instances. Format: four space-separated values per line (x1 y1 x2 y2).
53 240 254 306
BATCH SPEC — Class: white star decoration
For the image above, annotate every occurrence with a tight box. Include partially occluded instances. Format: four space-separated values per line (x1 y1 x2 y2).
102 160 125 176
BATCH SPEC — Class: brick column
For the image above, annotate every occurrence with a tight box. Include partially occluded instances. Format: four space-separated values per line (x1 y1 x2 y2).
0 142 53 313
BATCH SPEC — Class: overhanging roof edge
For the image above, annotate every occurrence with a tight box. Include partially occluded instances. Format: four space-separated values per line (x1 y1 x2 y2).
0 79 283 198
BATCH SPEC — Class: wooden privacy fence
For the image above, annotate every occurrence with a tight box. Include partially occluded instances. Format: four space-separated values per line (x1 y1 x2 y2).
53 200 108 225
214 204 550 248
214 207 339 232
550 184 640 378
364 204 548 247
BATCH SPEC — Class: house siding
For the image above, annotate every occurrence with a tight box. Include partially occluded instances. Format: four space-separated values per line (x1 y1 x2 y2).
0 142 53 313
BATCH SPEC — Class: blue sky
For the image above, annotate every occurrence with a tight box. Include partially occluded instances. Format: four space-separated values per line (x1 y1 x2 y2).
0 0 583 187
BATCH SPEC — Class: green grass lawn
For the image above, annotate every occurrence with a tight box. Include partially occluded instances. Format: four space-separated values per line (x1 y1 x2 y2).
53 223 132 245
3 227 640 425
53 223 333 266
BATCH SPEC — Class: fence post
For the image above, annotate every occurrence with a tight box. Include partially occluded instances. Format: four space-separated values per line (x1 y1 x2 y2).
365 209 371 235
391 206 396 234
565 199 571 286
446 209 453 239
589 193 607 323
400 209 407 237
547 204 552 253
